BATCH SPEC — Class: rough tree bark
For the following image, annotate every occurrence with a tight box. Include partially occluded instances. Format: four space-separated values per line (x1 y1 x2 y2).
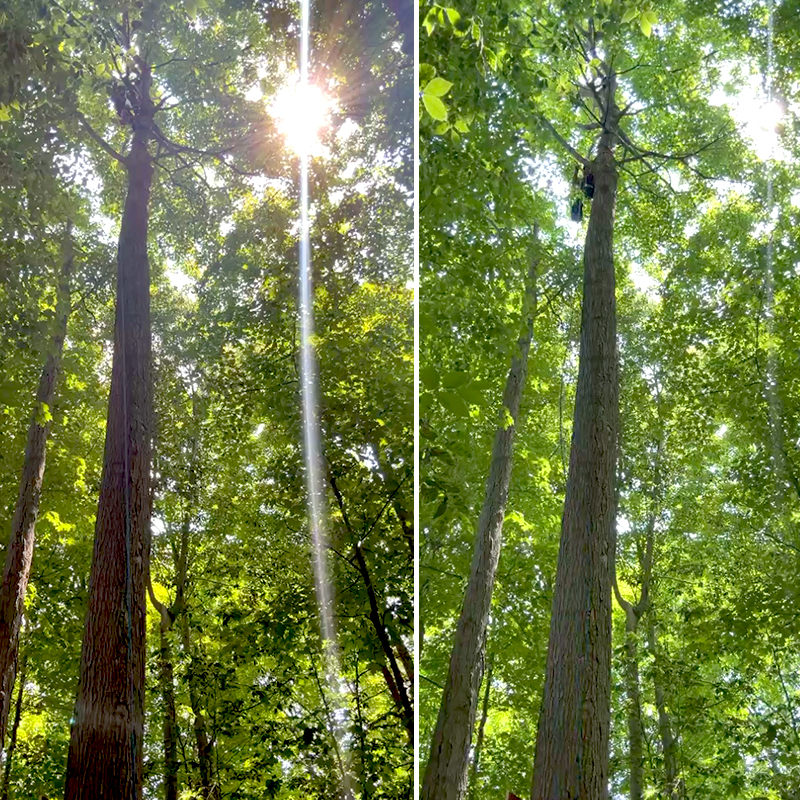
65 60 154 800
422 226 540 800
0 227 72 749
531 78 620 800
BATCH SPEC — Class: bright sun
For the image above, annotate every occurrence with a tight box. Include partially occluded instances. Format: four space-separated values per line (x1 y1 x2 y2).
270 80 332 157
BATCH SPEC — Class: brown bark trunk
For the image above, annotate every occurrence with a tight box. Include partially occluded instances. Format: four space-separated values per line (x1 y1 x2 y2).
647 621 680 800
468 652 493 800
532 117 619 799
422 227 540 800
0 228 72 748
65 70 154 799
0 652 25 800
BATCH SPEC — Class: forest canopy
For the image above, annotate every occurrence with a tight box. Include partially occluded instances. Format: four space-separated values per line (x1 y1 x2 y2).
419 0 800 798
0 0 413 797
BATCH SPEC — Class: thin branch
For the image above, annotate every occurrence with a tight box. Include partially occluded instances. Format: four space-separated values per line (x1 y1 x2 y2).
537 114 589 166
75 112 128 166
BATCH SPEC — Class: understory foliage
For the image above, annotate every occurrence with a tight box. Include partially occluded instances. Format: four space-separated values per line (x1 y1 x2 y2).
0 0 412 797
420 0 800 798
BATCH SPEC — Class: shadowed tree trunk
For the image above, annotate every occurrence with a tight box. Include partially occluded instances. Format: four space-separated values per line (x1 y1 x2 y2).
531 79 620 799
65 59 154 800
0 227 72 749
0 651 26 800
423 226 540 800
328 473 414 746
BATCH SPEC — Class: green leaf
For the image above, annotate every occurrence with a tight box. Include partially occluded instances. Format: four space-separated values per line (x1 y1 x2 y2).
419 63 436 84
622 7 638 23
425 77 453 98
454 118 470 133
422 93 448 121
640 13 652 36
0 106 11 122
420 365 441 390
439 391 469 416
441 370 469 389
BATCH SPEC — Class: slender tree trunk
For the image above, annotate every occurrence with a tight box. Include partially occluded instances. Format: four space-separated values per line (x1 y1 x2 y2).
423 227 540 800
0 228 72 749
65 69 154 799
354 543 414 746
174 507 218 800
623 610 643 800
148 578 179 800
468 653 493 800
647 621 680 800
0 652 25 800
159 622 178 800
531 117 619 799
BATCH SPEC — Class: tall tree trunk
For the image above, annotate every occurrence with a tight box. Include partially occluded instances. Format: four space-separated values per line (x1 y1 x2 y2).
468 652 493 800
422 227 540 800
531 110 619 799
0 652 25 800
65 66 154 799
0 227 72 749
647 620 680 800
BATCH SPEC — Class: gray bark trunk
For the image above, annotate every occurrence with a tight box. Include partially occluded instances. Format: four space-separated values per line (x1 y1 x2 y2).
0 227 72 749
422 227 540 800
532 97 620 799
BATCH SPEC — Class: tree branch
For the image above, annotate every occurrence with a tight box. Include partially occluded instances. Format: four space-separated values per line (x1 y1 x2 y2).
76 112 128 166
537 114 590 166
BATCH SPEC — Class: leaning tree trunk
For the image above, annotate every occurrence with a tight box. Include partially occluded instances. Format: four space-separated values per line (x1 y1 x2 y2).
422 226 540 800
0 227 72 749
65 70 154 799
531 124 619 798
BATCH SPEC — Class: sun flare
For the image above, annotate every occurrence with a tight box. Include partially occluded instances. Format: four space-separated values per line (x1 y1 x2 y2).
270 79 332 157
